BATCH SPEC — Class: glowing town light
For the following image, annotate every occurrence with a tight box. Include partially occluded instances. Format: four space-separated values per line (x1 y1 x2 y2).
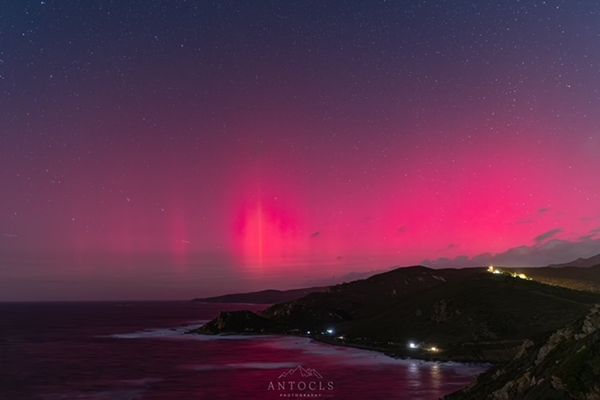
510 272 532 280
306 330 311 335
326 328 334 335
487 266 502 274
427 346 439 352
407 341 419 349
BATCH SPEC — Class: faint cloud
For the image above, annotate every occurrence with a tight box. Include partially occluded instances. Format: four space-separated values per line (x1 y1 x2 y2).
515 208 551 225
579 235 595 241
439 243 459 252
397 226 408 235
580 227 600 241
534 228 563 244
423 237 600 268
310 231 320 239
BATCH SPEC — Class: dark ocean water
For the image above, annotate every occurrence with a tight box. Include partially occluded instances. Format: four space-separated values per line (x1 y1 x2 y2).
0 302 488 400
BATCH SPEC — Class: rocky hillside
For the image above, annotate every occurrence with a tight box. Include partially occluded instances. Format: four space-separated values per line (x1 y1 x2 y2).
194 266 600 362
199 310 274 333
446 304 600 400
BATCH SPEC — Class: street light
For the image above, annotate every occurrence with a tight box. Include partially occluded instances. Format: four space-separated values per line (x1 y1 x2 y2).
408 341 419 349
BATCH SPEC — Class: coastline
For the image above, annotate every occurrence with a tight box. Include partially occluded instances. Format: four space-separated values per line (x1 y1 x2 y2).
188 326 499 366
308 334 500 365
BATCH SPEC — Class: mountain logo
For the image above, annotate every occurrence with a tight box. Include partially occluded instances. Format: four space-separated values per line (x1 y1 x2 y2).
267 364 334 396
278 365 324 379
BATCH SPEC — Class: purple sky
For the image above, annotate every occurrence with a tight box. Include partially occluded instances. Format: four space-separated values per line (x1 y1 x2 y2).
1 1 600 300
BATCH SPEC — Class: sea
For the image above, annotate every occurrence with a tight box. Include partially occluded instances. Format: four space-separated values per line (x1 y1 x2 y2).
0 301 488 400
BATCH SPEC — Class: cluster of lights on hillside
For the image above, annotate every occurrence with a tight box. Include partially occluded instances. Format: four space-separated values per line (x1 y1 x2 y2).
313 329 440 353
304 327 346 341
407 341 440 353
325 328 346 340
487 266 532 280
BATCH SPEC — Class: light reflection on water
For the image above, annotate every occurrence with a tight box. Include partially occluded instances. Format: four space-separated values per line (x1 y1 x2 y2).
1 302 489 400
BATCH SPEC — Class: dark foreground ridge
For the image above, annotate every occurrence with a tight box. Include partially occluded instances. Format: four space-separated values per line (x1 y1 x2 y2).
192 265 600 363
445 304 600 399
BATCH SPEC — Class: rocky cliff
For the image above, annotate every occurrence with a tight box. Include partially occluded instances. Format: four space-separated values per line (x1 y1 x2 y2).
446 304 600 400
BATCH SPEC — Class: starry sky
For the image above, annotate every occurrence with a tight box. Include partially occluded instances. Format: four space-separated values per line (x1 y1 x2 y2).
1 1 600 300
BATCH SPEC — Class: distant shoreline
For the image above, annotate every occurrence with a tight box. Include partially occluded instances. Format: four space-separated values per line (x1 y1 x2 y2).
188 326 495 369
189 325 505 365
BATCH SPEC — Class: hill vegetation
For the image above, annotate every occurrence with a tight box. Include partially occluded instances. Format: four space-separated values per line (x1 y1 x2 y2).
195 265 600 362
446 304 600 399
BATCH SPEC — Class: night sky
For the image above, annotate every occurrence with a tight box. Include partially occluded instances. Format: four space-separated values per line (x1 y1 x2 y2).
1 1 600 300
